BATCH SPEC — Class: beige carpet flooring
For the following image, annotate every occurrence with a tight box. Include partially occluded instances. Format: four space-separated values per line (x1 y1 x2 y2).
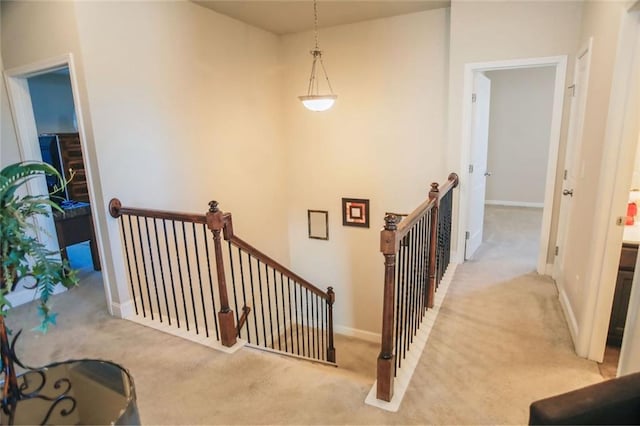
5 206 603 424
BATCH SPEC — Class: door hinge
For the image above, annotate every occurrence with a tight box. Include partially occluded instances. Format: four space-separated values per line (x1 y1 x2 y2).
563 169 568 180
568 84 576 97
469 164 474 173
465 231 470 240
555 246 559 256
472 93 477 103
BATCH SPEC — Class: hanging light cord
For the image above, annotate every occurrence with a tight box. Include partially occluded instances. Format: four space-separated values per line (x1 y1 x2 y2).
305 0 335 97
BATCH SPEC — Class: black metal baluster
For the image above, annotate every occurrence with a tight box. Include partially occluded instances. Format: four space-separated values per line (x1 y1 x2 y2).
256 259 267 346
304 287 312 358
193 224 209 338
279 273 288 353
143 218 162 322
128 216 147 318
394 240 404 371
136 217 155 320
412 226 419 338
172 221 189 331
310 290 316 359
247 253 259 345
182 222 199 334
237 247 250 343
273 269 281 351
408 227 416 343
265 264 275 349
227 241 240 325
118 217 139 315
153 219 171 326
294 282 301 355
322 297 327 361
202 224 219 340
300 285 306 357
287 278 294 354
402 229 410 364
163 220 180 328
315 294 320 360
419 216 427 316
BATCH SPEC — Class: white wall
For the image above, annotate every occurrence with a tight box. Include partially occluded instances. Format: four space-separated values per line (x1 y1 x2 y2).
281 9 449 336
557 1 630 358
28 71 77 134
485 67 556 206
448 0 583 261
2 1 290 317
72 0 289 262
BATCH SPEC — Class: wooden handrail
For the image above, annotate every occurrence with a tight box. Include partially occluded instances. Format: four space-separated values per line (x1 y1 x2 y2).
108 198 207 224
222 215 330 301
395 173 459 238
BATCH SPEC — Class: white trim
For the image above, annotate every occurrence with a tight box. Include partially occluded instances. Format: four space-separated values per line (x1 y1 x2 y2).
110 300 136 319
5 285 68 308
335 325 380 343
3 54 116 314
127 314 246 354
485 200 544 208
456 55 567 280
545 263 554 277
365 264 457 412
559 285 579 345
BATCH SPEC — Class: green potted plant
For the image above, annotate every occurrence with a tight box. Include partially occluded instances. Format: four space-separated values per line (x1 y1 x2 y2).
0 161 78 330
1 161 79 419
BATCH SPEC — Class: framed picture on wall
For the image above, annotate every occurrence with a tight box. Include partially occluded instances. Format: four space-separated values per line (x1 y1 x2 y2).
342 198 370 228
308 210 329 240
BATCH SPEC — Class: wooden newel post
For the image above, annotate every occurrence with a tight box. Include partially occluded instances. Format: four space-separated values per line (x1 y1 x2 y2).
326 287 336 363
377 214 399 402
427 182 439 309
206 200 237 348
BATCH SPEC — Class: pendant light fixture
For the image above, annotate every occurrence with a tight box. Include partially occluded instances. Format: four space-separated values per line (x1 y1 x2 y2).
298 0 337 112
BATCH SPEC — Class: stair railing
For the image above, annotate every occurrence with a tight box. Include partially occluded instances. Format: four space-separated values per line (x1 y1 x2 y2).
211 202 336 364
108 199 335 364
376 173 459 402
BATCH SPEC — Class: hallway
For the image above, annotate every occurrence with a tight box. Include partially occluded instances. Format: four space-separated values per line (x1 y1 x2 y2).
5 207 603 424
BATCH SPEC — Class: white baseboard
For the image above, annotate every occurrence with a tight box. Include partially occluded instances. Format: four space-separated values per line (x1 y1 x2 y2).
127 313 246 354
485 200 544 208
6 285 68 308
111 299 136 318
558 286 579 346
545 263 554 277
365 263 458 412
335 325 380 343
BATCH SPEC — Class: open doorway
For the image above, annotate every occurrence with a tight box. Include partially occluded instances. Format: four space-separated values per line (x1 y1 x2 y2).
476 67 557 269
3 56 105 309
460 56 567 276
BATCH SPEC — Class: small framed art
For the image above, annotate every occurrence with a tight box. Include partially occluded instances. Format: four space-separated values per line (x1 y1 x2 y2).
308 210 329 240
342 198 370 228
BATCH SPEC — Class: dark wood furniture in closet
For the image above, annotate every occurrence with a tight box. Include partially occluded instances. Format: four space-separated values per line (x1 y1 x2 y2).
39 132 100 271
55 132 90 202
607 243 637 346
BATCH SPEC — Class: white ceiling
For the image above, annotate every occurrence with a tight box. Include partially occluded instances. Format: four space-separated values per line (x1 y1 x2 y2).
193 1 451 35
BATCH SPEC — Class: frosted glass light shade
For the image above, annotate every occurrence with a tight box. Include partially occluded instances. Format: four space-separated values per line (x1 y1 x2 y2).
299 95 337 112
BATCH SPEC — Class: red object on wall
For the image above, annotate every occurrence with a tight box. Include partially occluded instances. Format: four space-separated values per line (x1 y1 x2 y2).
626 202 637 225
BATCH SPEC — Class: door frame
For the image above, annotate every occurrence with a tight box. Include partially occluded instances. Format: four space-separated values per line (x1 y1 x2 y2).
457 55 568 275
553 40 593 340
580 5 640 364
3 53 114 309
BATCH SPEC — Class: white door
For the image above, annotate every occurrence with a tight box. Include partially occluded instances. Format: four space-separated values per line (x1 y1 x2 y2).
465 72 491 260
554 41 592 283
